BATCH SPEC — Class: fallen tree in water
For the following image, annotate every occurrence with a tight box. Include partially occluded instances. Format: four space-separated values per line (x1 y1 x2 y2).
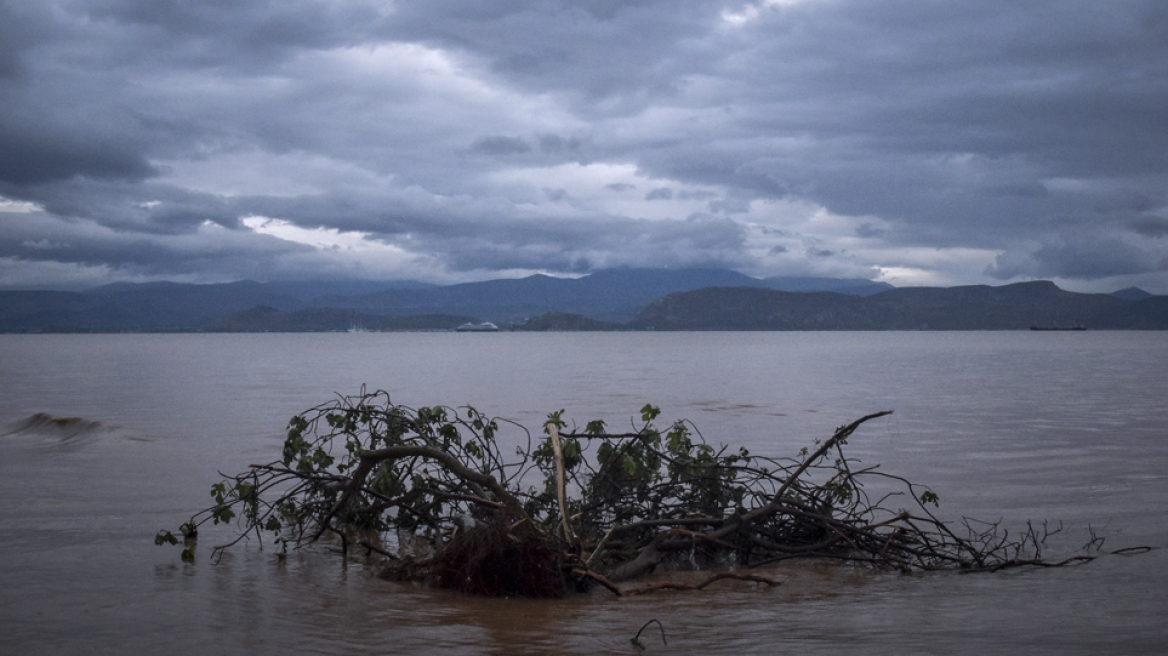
157 390 1143 597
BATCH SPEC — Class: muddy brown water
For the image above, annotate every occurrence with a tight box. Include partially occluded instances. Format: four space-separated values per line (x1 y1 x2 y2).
1 332 1165 654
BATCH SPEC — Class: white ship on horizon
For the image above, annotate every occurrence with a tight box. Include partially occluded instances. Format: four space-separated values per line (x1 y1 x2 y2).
455 321 499 332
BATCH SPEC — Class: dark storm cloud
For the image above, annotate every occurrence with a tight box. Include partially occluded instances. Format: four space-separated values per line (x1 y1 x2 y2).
0 120 157 185
382 0 717 104
11 179 240 234
235 186 747 273
0 208 307 280
1 0 1166 289
987 236 1165 280
81 0 394 69
1132 218 1168 238
0 1 54 79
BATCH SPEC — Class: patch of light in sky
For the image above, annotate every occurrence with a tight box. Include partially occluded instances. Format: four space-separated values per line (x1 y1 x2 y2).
318 43 575 134
0 197 44 213
722 0 813 26
870 246 1003 287
242 216 403 253
486 162 728 221
874 266 947 287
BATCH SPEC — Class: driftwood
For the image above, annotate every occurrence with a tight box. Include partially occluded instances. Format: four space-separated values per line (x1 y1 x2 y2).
157 389 1143 597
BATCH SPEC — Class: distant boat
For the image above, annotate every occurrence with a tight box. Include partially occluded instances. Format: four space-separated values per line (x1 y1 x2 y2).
455 321 499 332
1029 325 1086 331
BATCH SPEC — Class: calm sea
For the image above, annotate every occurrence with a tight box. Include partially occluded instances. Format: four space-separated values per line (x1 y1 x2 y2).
1 332 1166 654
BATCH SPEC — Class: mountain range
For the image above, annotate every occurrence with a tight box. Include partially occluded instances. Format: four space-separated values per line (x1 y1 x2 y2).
0 269 889 332
0 269 1163 332
630 281 1168 330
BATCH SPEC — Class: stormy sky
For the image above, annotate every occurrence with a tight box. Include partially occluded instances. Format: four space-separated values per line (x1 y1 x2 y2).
2 0 1166 291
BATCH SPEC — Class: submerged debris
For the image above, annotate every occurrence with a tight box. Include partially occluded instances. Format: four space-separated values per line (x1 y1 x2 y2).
158 389 1146 596
4 413 103 444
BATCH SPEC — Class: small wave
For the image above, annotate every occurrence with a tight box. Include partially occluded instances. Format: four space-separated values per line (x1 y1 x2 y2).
3 413 104 447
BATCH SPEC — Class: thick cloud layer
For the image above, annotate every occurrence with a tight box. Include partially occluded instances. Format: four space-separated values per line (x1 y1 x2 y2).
2 0 1166 290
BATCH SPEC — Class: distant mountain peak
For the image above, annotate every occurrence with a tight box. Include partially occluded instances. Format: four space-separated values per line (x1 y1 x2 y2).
631 280 1168 330
1112 287 1154 301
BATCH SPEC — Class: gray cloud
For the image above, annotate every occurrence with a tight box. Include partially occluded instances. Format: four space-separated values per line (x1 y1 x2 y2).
0 209 306 282
0 92 159 185
471 136 532 155
0 0 1166 291
427 211 748 273
538 133 583 154
988 236 1165 281
1131 218 1168 239
543 188 569 202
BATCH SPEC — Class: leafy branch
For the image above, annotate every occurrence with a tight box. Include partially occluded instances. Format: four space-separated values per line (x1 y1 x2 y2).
157 390 1147 596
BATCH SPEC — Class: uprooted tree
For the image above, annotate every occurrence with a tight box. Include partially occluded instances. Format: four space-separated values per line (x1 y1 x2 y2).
157 390 1144 597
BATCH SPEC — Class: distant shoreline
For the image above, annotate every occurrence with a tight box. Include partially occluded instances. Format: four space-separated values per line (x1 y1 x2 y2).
2 274 1165 332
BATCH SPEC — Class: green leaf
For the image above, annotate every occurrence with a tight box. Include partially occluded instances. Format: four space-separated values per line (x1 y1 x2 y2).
561 438 583 469
465 441 482 459
544 409 566 430
597 441 613 462
311 447 335 469
212 505 235 525
438 423 460 444
155 530 179 546
666 427 691 455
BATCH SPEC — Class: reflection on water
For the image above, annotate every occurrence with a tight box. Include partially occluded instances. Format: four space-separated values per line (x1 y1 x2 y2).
1 332 1166 654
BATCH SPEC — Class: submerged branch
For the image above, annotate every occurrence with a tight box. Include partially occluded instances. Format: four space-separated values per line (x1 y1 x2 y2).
157 391 1145 597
